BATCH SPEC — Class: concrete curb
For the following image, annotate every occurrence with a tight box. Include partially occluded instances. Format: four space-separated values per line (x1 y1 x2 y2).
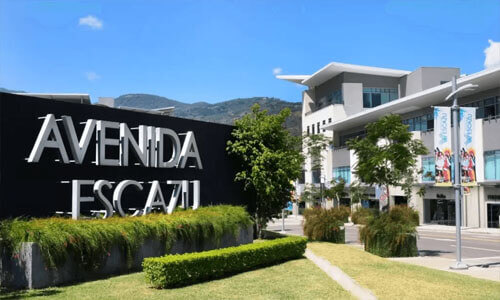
305 249 377 300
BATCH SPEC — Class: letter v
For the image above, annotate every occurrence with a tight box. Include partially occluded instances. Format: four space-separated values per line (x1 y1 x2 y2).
61 116 96 164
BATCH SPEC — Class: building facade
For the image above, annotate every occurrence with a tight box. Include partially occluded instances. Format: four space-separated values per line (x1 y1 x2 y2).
278 62 500 228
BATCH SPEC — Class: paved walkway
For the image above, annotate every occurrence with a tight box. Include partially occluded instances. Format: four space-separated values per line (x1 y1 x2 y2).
305 249 377 300
389 256 500 282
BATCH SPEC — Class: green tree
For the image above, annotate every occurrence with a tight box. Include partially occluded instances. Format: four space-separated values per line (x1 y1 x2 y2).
303 134 331 180
324 178 346 207
347 115 428 209
227 104 303 237
348 181 368 206
300 183 321 205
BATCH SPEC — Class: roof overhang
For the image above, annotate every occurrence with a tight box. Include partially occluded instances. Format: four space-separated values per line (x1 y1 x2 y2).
276 62 411 87
275 75 310 84
324 66 500 132
15 93 91 104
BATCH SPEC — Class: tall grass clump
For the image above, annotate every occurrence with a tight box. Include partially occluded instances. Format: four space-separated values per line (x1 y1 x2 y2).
0 206 252 270
351 207 377 225
303 207 345 243
360 205 419 257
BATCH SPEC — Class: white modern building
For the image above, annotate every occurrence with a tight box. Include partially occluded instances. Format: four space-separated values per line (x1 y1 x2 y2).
278 62 500 228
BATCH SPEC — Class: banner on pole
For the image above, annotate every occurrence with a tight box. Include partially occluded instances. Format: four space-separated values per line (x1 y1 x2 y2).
459 107 477 186
434 107 453 186
375 185 388 210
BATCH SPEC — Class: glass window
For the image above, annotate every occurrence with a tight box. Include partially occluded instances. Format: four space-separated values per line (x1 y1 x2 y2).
333 166 351 184
422 157 435 182
328 118 332 123
311 170 321 184
317 122 320 133
312 125 315 135
421 115 428 131
381 92 390 104
371 93 381 107
408 119 414 131
403 113 434 132
414 117 421 131
427 114 434 130
329 90 343 104
322 120 326 125
362 88 398 108
484 150 500 180
363 93 370 108
463 96 500 120
306 126 310 135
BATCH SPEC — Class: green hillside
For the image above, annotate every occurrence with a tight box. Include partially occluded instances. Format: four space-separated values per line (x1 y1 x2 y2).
115 94 302 135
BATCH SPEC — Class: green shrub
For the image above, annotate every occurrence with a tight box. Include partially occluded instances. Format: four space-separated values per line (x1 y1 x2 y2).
360 205 418 257
0 206 252 270
351 207 377 225
143 236 307 288
303 207 345 243
335 206 351 223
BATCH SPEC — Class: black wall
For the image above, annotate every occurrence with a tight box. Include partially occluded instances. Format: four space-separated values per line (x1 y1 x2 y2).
0 93 250 218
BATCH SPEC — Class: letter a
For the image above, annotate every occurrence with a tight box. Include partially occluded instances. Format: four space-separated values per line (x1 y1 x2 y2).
28 114 69 163
143 180 168 214
178 131 203 169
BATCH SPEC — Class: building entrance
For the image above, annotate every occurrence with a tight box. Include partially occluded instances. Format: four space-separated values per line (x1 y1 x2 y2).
361 199 379 210
425 199 456 225
394 196 408 206
487 203 500 228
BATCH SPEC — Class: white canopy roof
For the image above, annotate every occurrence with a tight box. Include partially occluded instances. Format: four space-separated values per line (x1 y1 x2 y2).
324 66 500 132
277 62 411 87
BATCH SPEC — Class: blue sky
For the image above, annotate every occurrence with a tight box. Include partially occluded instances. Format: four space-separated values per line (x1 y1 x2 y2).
0 0 499 103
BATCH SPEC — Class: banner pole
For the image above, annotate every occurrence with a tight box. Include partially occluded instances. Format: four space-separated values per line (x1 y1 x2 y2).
450 75 468 270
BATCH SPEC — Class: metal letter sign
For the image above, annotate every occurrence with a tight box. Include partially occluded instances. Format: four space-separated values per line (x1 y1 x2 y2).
27 114 205 219
434 107 453 186
0 93 248 219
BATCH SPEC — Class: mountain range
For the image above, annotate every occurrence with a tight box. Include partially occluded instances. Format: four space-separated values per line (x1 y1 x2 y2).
0 88 302 135
114 94 302 135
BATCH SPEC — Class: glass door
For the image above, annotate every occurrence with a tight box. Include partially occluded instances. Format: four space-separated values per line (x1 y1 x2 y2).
487 203 500 228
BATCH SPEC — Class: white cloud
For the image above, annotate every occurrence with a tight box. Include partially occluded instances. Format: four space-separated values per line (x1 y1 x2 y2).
79 15 103 30
484 39 500 69
272 67 282 75
85 71 100 81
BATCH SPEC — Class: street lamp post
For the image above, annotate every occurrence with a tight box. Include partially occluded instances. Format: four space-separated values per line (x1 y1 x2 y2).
446 76 478 270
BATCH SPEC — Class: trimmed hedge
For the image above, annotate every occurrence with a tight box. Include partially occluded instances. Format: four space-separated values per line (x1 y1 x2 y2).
303 207 345 243
360 205 419 257
143 236 307 288
0 206 252 270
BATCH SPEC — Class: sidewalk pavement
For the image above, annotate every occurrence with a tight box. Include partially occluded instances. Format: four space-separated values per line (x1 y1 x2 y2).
389 255 500 282
418 224 500 235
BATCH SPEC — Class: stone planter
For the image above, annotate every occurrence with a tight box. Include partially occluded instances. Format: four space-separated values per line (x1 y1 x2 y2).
0 225 253 289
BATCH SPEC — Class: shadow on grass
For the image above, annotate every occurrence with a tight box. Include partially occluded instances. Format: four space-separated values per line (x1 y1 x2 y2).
0 270 144 299
151 256 307 290
0 287 61 299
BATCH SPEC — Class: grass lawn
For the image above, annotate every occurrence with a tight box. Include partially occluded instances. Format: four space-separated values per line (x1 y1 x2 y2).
0 258 354 300
308 242 500 300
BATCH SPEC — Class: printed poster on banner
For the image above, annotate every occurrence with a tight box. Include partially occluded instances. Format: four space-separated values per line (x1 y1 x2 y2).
460 107 477 186
375 185 388 210
434 107 453 186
